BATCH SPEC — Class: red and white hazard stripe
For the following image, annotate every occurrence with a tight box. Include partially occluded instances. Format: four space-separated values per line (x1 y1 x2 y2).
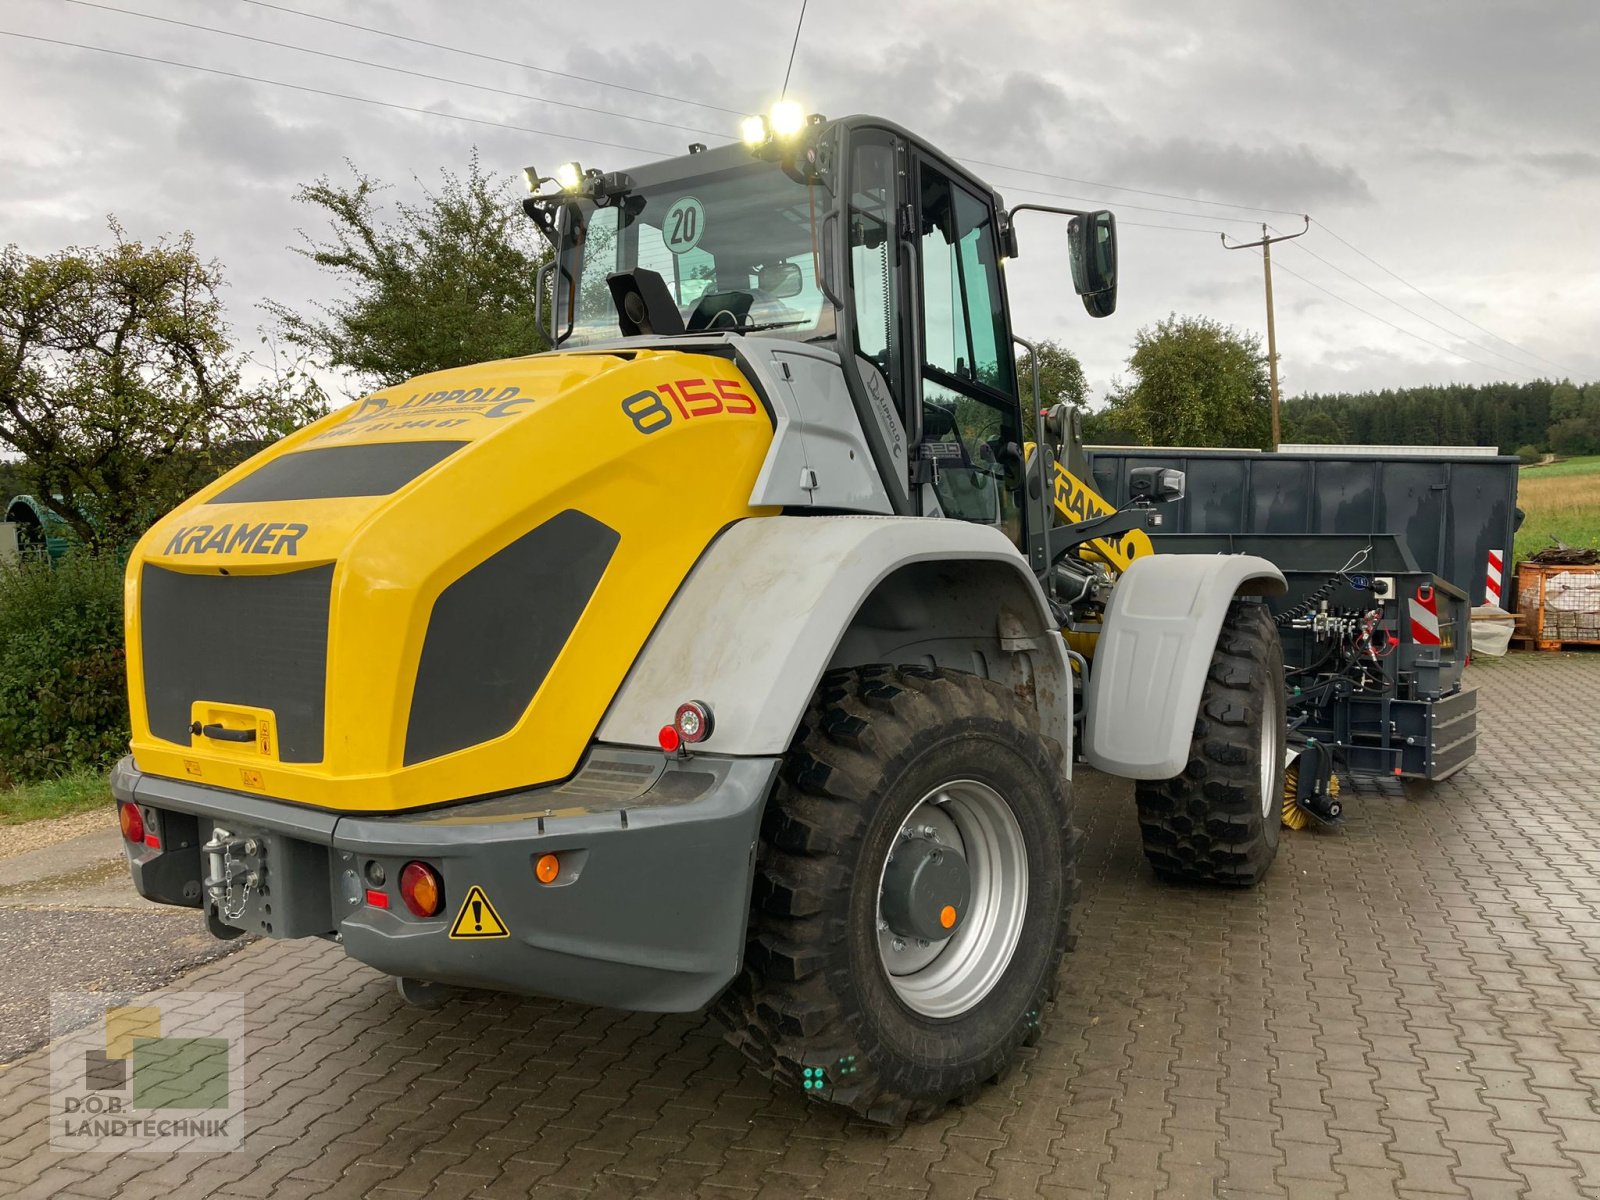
1409 585 1442 646
1485 548 1505 609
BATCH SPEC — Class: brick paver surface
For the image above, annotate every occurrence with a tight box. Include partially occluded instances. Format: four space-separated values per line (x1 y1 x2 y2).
3 652 1599 1198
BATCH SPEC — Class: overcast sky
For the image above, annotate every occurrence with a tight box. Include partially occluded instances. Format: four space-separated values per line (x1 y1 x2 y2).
3 0 1596 410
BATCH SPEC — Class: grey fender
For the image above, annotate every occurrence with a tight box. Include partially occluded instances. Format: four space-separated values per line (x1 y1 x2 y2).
597 516 1074 761
1082 554 1286 780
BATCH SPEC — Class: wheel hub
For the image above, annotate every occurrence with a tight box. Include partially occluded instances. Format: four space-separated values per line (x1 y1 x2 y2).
874 781 1029 1018
880 836 970 942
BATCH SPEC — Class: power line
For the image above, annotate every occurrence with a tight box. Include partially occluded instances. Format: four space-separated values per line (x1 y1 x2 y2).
1312 220 1571 376
1280 233 1549 376
229 0 748 117
206 0 1331 232
60 0 734 141
0 31 672 158
1262 250 1533 380
978 173 1270 226
235 0 1318 227
961 156 1307 219
1120 220 1229 235
781 0 808 99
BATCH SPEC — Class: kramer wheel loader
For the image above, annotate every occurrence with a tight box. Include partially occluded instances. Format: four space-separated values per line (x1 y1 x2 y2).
116 107 1292 1122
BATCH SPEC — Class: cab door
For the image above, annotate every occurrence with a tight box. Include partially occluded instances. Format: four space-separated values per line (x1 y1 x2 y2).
910 156 1026 544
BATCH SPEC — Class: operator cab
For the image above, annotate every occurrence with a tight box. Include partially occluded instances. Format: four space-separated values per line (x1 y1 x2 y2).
524 109 1118 539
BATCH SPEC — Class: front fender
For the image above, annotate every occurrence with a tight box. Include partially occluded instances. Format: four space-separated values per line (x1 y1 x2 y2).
1083 554 1286 780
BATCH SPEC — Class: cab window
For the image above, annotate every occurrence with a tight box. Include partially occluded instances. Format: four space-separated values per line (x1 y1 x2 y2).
917 163 1021 542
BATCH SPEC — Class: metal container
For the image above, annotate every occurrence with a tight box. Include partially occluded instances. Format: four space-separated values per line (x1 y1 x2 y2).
1086 446 1521 607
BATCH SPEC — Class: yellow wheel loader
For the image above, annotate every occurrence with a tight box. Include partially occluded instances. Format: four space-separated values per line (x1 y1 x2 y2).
115 109 1288 1123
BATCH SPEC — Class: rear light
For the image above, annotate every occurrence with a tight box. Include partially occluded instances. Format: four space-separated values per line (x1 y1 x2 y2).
399 861 444 918
365 888 390 909
674 700 714 744
658 724 681 753
118 802 145 844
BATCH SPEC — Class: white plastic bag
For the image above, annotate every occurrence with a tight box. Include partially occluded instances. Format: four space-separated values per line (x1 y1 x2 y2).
1470 604 1515 657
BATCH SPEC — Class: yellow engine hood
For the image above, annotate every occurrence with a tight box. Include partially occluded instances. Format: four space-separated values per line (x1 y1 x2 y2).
125 350 776 811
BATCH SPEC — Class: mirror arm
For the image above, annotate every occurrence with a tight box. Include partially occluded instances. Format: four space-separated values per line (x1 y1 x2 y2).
1008 202 1096 223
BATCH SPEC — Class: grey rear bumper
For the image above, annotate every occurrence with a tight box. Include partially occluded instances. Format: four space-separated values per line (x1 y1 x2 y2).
112 750 777 1012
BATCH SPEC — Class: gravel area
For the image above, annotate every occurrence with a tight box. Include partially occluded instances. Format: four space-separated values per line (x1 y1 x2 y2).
0 807 115 859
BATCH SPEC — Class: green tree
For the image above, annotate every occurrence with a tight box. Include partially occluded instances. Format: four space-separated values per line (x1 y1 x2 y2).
0 223 324 551
1549 381 1583 423
268 153 550 389
1101 314 1270 448
1014 339 1088 439
1285 408 1345 445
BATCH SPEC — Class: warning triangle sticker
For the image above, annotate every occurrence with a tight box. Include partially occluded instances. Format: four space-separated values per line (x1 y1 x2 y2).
448 885 510 939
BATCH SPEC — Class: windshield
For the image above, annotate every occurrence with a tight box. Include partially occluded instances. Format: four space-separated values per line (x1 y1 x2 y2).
559 157 837 346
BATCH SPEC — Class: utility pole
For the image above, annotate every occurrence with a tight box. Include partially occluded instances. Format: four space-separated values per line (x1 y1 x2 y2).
1222 217 1309 450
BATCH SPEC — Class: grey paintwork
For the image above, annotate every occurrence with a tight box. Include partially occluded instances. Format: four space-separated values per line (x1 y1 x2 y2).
113 749 776 1012
1083 554 1286 780
597 516 1075 762
744 342 896 511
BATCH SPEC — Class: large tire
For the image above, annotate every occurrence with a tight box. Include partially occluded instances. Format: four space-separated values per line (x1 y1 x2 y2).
1135 598 1285 886
714 665 1077 1124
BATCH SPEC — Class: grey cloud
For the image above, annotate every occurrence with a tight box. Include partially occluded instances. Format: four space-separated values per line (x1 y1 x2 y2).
173 78 349 177
1107 137 1372 208
1520 151 1600 181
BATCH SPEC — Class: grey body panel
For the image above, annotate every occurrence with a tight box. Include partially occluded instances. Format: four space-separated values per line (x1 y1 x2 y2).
113 750 776 1012
1084 554 1286 780
597 516 1074 762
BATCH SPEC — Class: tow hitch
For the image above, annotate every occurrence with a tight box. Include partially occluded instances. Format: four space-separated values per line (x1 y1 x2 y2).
201 827 260 940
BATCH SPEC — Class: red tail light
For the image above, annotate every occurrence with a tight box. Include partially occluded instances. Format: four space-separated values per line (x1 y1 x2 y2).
118 802 145 844
399 862 444 918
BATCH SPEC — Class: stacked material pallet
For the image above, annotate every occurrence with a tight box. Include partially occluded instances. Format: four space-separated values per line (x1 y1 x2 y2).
1514 562 1600 651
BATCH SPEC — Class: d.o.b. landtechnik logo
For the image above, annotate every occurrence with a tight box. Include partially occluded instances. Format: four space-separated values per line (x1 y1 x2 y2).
50 992 245 1152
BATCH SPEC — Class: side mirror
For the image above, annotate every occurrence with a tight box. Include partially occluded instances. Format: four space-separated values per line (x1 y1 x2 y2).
756 261 804 298
1068 210 1118 318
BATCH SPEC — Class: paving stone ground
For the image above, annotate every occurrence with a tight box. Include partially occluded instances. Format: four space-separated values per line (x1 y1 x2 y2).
2 651 1598 1199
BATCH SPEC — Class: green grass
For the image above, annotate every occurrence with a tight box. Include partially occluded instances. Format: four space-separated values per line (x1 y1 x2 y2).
0 767 112 825
1514 456 1600 565
1519 454 1600 479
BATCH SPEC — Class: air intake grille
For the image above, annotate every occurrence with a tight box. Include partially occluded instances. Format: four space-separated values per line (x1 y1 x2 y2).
405 510 619 765
140 564 333 762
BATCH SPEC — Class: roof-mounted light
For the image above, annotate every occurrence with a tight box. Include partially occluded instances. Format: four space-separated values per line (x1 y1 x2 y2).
554 161 584 191
769 100 806 138
740 115 768 147
522 165 542 194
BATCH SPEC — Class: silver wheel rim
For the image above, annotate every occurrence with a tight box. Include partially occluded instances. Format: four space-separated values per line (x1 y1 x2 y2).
875 780 1028 1019
1259 701 1282 820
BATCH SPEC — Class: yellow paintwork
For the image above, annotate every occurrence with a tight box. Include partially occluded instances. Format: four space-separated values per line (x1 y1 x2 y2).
1049 462 1154 574
124 351 777 811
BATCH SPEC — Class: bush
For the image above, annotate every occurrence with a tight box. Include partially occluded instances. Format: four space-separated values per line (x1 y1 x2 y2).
0 553 129 785
1517 444 1543 464
1549 417 1600 457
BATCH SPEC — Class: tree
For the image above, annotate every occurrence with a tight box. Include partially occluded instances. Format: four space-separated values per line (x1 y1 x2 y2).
1548 417 1600 457
1101 314 1270 448
1014 339 1088 439
0 223 324 551
1285 408 1345 445
268 154 550 390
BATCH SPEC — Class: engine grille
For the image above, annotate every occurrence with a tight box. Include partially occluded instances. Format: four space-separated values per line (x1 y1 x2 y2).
140 564 333 762
405 510 619 765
